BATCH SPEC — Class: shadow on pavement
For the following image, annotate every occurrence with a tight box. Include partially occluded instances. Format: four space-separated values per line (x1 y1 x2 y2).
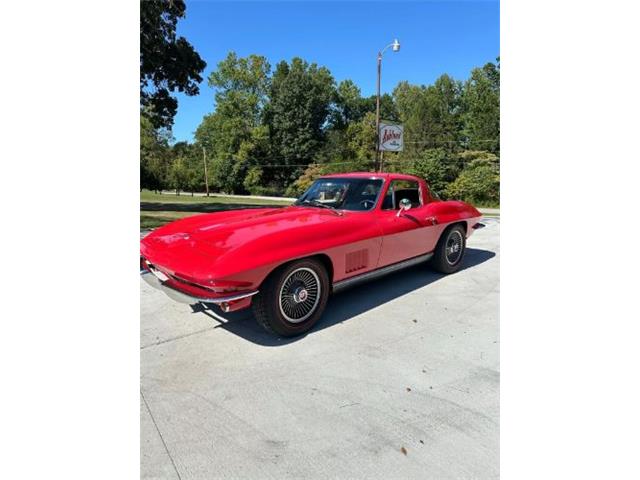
195 248 496 347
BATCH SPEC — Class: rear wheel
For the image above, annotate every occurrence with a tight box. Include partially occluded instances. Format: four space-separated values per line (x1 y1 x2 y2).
430 224 467 274
252 258 330 336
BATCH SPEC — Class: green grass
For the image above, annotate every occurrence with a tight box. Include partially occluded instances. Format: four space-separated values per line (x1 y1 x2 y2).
140 190 291 230
140 190 292 205
140 211 204 229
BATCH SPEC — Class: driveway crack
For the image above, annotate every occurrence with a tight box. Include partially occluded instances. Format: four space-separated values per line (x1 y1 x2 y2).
141 390 182 480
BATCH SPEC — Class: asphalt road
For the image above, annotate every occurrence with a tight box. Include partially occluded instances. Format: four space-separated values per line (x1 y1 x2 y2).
140 219 500 479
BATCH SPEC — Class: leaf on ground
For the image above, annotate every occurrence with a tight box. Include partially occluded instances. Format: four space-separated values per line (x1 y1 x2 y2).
400 447 407 456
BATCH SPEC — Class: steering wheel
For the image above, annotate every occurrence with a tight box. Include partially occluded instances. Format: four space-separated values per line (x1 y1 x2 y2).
360 199 375 209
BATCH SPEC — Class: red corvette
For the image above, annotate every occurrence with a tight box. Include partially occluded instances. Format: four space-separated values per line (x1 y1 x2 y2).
140 172 483 336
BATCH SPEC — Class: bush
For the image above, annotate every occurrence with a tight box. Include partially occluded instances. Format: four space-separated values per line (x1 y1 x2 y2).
445 159 499 206
285 164 325 197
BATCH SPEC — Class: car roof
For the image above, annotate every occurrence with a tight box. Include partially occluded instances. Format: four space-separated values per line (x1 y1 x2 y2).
320 171 421 182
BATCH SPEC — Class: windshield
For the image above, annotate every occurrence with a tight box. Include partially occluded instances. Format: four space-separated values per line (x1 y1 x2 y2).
295 177 383 211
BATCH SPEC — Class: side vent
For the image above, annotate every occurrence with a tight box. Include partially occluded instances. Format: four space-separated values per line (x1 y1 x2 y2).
345 249 368 274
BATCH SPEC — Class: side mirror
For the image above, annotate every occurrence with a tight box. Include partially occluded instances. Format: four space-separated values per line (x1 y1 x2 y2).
396 198 412 217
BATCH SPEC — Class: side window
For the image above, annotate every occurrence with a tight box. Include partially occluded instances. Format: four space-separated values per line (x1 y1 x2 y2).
382 180 422 210
341 179 383 211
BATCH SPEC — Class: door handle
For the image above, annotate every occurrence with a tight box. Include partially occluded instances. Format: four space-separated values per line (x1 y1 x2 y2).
425 216 438 225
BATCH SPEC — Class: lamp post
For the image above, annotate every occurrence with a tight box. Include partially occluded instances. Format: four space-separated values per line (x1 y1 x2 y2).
376 38 400 172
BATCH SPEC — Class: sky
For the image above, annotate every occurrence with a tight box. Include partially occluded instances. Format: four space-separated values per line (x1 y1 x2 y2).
171 0 500 142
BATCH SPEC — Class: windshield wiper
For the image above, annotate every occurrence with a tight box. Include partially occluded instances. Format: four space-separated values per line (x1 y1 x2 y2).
297 199 335 210
296 199 343 215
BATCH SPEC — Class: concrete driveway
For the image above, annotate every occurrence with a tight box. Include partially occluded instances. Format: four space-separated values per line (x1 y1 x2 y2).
140 219 500 479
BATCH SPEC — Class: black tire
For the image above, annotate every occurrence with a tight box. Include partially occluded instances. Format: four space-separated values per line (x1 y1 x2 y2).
430 224 467 274
252 258 330 337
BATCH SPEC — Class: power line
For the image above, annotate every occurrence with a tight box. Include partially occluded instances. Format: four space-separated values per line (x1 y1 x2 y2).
404 139 498 144
237 156 499 169
255 160 368 168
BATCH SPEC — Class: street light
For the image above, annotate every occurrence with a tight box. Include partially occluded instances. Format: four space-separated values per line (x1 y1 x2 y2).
376 39 400 172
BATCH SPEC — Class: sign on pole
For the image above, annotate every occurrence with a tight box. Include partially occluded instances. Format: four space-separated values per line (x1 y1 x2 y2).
379 122 404 152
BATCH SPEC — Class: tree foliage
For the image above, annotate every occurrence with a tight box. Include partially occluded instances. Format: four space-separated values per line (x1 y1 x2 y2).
409 149 461 198
264 58 335 184
140 0 206 129
141 50 500 204
345 112 377 165
461 59 500 153
394 74 462 157
140 114 172 191
194 53 271 193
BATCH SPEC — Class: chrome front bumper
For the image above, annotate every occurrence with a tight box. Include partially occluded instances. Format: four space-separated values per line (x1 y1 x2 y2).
140 269 259 306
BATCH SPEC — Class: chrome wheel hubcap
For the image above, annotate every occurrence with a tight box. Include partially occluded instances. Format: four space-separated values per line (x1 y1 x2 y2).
279 268 321 323
293 287 308 303
446 231 464 265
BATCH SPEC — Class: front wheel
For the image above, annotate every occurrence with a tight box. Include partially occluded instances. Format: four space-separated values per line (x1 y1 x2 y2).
252 258 330 336
430 224 467 274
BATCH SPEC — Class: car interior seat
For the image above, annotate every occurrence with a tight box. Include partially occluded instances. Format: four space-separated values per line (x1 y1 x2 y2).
393 188 420 208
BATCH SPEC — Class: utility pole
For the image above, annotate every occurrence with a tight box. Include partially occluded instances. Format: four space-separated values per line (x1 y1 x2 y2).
374 39 400 173
375 51 382 172
202 146 209 197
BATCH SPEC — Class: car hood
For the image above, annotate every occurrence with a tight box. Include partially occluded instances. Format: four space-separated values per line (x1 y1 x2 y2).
140 206 350 279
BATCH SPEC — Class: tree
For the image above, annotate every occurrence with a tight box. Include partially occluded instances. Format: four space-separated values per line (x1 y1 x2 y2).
265 58 336 184
312 128 352 165
195 52 271 193
331 81 398 131
321 82 397 167
208 52 271 121
394 75 462 158
140 0 206 129
461 59 500 153
428 74 463 150
331 80 365 129
195 53 271 193
409 148 461 198
345 111 377 165
169 142 203 195
168 157 189 195
235 125 272 187
140 113 172 191
361 93 399 123
243 166 264 194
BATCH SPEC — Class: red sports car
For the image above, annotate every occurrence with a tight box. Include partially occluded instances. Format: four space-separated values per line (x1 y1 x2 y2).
140 172 483 336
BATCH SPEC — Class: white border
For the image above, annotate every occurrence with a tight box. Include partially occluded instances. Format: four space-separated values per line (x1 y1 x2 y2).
502 0 640 477
1 1 139 478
